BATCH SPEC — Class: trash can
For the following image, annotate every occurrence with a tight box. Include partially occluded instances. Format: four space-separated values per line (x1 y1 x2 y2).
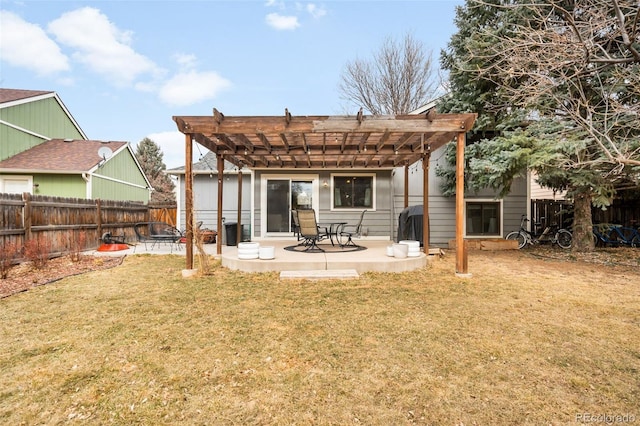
225 222 238 246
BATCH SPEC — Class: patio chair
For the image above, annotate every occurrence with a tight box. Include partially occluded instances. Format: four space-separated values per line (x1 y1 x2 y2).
338 210 367 247
296 209 328 252
133 222 183 253
291 210 301 240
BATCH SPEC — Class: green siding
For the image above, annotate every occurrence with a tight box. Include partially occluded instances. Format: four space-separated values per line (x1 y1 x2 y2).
32 174 87 198
0 126 47 161
98 148 148 187
1 97 84 161
92 176 149 202
91 148 150 202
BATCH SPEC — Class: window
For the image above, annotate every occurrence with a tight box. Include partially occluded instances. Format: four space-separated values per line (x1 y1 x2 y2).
0 175 33 194
332 174 374 209
466 201 501 236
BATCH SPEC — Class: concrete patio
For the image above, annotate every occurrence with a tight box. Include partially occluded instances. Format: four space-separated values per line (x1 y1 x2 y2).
93 239 432 274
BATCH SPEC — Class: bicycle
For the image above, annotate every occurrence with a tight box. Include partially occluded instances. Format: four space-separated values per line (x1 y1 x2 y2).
593 223 640 248
506 215 573 249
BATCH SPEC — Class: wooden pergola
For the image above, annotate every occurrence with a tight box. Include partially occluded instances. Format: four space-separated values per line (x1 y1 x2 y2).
173 109 477 275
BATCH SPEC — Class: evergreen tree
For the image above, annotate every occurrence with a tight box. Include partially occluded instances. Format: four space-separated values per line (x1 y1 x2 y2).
135 137 176 204
438 0 640 251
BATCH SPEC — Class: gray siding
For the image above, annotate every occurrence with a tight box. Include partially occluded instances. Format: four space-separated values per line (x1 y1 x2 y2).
391 145 529 247
253 169 394 239
177 172 252 238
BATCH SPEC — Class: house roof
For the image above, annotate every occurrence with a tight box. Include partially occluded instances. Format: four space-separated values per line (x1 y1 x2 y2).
0 88 54 104
0 139 128 173
173 109 477 169
167 151 248 175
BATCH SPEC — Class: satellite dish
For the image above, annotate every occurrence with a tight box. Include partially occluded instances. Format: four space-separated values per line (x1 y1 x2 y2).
98 146 113 161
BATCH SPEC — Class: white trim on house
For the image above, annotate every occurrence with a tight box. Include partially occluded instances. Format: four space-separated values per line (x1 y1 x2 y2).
260 173 320 238
0 119 50 141
329 172 377 211
91 173 150 190
464 198 504 238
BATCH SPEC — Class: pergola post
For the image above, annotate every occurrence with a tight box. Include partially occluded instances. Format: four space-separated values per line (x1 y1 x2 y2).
216 154 224 255
422 153 430 254
456 132 470 277
404 165 409 209
236 168 243 245
185 134 193 270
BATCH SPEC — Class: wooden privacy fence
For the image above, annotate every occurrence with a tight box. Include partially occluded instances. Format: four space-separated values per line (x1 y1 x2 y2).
530 199 573 229
0 193 175 258
531 198 640 229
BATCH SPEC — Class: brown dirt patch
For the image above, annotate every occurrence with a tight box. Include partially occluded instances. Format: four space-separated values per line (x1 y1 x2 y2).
1 255 124 298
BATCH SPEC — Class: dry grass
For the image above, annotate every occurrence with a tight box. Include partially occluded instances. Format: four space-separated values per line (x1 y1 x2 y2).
1 249 638 425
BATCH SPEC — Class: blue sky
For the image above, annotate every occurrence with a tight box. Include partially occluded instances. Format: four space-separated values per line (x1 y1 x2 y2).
1 0 463 168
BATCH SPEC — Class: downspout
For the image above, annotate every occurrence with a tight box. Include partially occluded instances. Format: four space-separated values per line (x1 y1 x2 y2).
82 172 91 199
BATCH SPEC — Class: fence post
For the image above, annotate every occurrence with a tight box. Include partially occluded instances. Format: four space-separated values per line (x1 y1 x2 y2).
23 192 32 242
96 199 102 239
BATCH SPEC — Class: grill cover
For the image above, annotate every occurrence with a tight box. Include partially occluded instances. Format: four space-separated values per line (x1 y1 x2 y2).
397 205 424 246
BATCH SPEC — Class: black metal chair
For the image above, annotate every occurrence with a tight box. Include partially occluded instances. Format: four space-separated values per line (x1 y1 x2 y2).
296 209 328 252
133 222 182 252
338 210 367 247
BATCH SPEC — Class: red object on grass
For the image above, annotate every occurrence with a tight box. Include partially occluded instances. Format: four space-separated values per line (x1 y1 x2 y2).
97 243 129 252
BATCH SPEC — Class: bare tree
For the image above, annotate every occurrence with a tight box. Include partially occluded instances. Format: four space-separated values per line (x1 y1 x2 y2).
339 33 440 115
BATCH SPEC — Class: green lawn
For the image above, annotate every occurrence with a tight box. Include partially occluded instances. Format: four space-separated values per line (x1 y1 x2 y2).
1 251 638 424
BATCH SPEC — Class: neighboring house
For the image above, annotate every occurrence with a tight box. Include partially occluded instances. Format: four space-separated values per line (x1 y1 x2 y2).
168 152 252 238
0 88 151 202
0 139 151 202
530 171 566 200
1 89 86 160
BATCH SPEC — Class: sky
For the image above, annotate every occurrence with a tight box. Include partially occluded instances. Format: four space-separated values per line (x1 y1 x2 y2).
0 0 463 169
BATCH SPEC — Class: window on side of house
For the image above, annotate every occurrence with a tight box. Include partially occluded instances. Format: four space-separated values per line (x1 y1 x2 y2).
331 174 374 210
466 201 501 237
0 175 33 194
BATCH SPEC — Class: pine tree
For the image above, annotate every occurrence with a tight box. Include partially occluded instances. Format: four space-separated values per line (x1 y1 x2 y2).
438 0 640 251
135 137 176 204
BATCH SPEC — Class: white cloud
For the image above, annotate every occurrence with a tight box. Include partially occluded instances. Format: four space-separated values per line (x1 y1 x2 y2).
265 12 300 30
47 7 160 87
265 0 285 8
159 70 232 107
306 3 327 19
173 53 198 70
0 10 70 75
143 131 187 169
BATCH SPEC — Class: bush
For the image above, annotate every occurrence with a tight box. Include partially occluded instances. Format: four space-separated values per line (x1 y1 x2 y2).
0 241 19 279
23 237 51 269
69 231 87 262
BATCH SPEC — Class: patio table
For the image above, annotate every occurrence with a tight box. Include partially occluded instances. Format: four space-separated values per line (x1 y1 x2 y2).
317 222 347 246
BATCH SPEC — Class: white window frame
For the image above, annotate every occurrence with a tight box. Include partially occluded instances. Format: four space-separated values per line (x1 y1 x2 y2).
260 173 320 237
464 199 503 238
330 172 376 211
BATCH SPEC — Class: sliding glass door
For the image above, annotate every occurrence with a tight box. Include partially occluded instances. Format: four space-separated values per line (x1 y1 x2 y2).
262 175 318 236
